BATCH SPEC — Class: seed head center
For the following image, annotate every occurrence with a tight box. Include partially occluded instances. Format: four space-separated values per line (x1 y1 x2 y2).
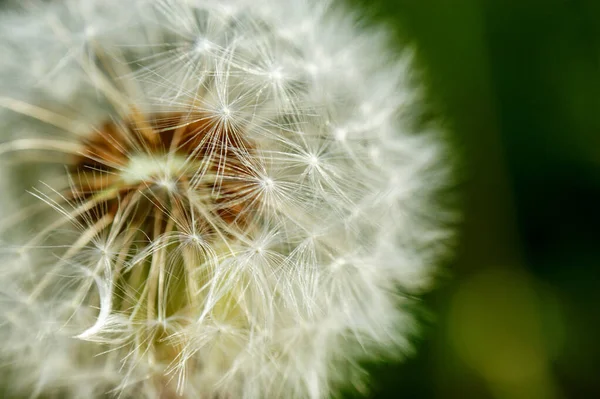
121 154 189 186
72 111 259 235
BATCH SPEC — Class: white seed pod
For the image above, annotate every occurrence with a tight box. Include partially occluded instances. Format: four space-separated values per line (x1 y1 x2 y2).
0 0 456 398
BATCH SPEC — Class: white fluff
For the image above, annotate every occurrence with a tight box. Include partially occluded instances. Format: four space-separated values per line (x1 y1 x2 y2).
0 0 455 398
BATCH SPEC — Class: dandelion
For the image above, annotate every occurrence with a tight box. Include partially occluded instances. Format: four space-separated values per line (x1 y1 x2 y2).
0 0 455 398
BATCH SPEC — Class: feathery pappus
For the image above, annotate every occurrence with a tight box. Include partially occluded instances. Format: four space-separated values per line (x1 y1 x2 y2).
0 0 455 397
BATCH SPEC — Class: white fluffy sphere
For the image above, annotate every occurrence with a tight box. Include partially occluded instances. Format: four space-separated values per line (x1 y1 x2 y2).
0 0 455 398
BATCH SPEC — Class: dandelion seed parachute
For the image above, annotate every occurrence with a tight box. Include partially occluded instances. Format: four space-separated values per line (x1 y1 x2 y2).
0 0 455 398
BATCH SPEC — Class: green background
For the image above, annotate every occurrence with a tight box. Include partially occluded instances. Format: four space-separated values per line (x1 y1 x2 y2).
350 0 600 398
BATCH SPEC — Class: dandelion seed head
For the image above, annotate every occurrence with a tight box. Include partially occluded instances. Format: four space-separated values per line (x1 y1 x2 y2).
194 38 212 53
0 0 456 398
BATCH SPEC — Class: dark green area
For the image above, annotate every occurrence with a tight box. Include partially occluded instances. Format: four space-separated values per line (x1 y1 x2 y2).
349 0 600 398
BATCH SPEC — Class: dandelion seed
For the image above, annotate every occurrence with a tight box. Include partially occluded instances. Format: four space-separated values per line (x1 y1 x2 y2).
0 0 455 398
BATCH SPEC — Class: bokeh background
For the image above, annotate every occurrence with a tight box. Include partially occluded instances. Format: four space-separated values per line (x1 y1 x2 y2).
349 0 600 398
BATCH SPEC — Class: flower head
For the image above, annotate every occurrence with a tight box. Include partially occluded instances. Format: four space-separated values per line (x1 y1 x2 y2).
0 0 454 398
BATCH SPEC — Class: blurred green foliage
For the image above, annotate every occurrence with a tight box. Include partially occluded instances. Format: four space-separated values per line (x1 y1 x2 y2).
348 0 600 398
